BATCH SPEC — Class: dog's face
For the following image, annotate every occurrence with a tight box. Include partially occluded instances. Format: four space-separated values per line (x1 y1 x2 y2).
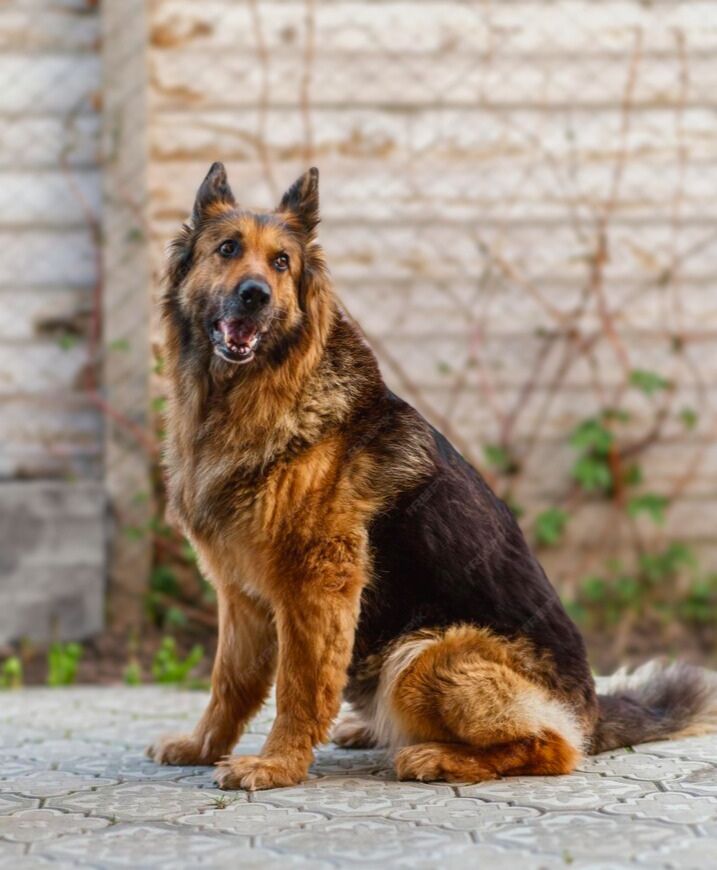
167 163 321 368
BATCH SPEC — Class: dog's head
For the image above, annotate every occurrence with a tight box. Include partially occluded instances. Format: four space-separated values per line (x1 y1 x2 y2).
165 163 326 370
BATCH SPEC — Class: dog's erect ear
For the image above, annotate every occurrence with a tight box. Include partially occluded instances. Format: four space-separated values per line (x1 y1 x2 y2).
192 161 236 225
278 167 320 235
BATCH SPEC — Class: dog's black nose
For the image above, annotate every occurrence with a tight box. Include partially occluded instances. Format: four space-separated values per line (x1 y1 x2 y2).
237 279 271 311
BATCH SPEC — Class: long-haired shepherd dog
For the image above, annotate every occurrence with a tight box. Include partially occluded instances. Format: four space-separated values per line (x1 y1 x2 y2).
148 163 717 790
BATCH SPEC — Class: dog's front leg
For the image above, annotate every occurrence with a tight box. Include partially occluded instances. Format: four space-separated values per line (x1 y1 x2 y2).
147 585 277 766
214 545 364 790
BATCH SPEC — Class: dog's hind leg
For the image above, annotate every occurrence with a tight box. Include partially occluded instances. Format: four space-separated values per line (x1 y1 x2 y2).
395 732 579 783
380 626 585 783
331 709 378 748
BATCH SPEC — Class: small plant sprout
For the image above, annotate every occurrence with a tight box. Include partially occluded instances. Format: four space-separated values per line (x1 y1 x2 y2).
47 643 82 687
0 656 23 689
151 637 204 685
123 660 142 686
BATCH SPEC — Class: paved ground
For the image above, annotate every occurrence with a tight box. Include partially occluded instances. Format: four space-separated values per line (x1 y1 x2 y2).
0 688 716 868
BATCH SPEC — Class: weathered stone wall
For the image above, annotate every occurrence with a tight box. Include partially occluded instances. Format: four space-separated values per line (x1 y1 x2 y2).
3 1 717 643
0 1 104 642
147 1 717 589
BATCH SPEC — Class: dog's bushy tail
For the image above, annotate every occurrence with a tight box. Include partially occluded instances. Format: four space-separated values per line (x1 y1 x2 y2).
590 660 717 754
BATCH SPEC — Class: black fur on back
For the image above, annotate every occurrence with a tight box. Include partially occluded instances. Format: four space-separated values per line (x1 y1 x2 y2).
347 391 597 723
345 388 717 753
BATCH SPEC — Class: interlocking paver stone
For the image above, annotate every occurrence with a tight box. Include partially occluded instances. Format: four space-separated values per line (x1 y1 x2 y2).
48 782 240 822
0 808 109 843
0 687 714 868
0 770 118 799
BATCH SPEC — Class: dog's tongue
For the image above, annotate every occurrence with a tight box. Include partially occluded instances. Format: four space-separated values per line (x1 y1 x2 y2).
219 318 257 348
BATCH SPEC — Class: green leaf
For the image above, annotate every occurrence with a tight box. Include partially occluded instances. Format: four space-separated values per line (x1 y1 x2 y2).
0 656 23 689
623 463 643 487
534 507 569 546
164 606 188 628
150 564 179 596
615 575 640 605
123 662 142 686
639 542 695 583
679 408 698 430
629 369 671 396
627 493 669 524
581 576 607 602
483 444 515 474
47 642 82 687
151 637 204 684
505 498 524 520
571 455 612 492
57 333 78 351
563 599 587 625
148 516 172 538
180 542 198 564
569 419 613 455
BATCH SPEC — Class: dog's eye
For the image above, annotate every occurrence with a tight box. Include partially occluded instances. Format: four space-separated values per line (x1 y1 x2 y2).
273 252 290 272
218 240 239 258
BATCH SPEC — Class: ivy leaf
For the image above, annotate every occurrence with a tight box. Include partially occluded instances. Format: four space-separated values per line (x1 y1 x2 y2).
629 369 671 396
483 444 518 475
57 333 78 351
572 455 612 492
569 419 614 455
627 493 669 524
639 542 695 583
150 564 179 596
679 408 698 430
505 498 525 520
535 507 569 546
181 542 198 564
615 574 640 605
581 576 607 602
623 463 643 487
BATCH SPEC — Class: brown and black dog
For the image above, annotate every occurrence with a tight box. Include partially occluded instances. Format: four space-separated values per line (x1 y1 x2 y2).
148 163 717 790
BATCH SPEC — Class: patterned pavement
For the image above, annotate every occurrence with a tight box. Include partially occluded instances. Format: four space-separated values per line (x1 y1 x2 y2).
0 687 716 868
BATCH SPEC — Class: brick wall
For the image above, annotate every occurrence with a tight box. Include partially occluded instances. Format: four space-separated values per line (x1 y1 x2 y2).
147 1 717 589
3 1 716 643
0 0 104 642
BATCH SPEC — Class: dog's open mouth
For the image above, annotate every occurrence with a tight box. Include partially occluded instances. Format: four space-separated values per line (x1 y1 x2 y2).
212 318 261 364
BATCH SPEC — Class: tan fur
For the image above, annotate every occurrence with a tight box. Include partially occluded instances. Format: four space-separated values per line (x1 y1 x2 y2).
148 586 276 765
336 625 585 782
151 178 431 787
394 732 581 783
391 626 585 753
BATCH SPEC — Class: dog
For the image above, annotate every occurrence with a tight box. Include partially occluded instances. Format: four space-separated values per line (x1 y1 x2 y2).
148 163 717 790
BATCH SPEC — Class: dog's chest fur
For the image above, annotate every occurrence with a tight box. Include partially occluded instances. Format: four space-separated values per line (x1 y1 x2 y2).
165 377 371 603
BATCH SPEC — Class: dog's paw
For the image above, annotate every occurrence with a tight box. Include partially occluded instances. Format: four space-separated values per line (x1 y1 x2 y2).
394 742 496 783
146 733 218 766
331 711 377 749
213 755 306 791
